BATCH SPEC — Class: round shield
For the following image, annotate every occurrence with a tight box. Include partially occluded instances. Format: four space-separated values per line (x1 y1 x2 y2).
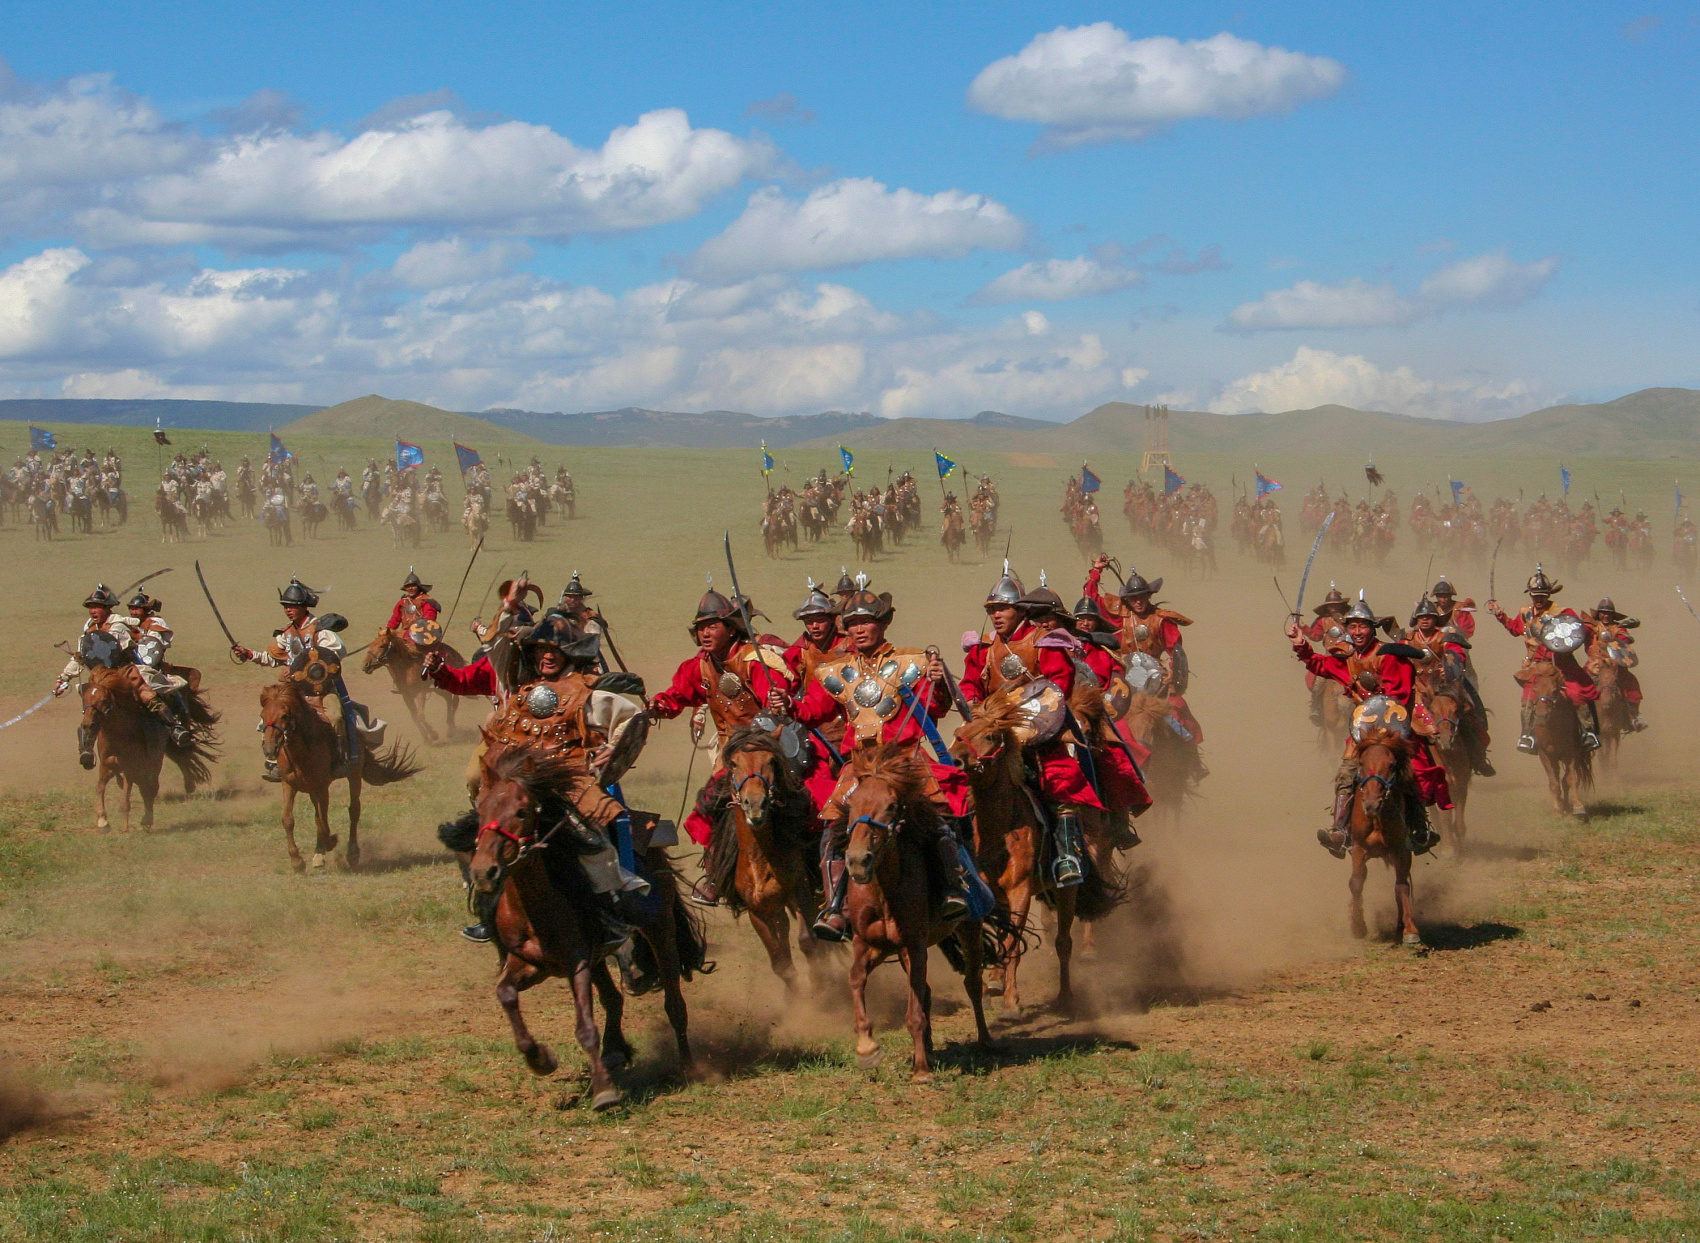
598 710 651 784
291 647 341 696
407 618 444 649
1102 674 1133 721
1009 678 1067 746
78 629 124 669
1607 642 1638 670
1124 651 1165 695
133 633 166 669
1539 615 1587 654
524 684 561 717
1351 694 1410 742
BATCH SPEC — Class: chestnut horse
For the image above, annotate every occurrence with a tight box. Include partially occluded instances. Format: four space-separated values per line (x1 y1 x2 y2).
361 629 466 745
470 741 705 1108
951 690 1117 1014
1589 651 1634 772
78 666 219 832
1121 690 1200 832
1345 729 1419 945
711 728 830 994
841 743 993 1079
257 681 421 871
1522 663 1593 815
1418 666 1474 856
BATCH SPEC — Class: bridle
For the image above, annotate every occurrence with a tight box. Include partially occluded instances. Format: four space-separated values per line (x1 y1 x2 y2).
848 808 903 874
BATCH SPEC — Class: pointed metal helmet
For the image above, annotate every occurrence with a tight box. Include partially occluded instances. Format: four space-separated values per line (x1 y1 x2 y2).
793 576 838 620
834 567 856 596
82 582 120 610
127 590 158 611
1073 594 1102 621
1314 580 1348 615
1119 568 1163 599
1017 570 1068 618
1411 594 1443 622
559 570 591 599
1430 576 1457 599
401 566 430 591
278 577 319 608
1343 589 1379 624
1594 596 1623 619
1524 563 1561 595
691 587 743 632
985 558 1024 606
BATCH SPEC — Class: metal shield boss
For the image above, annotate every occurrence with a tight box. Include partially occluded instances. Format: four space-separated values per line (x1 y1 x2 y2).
524 684 561 717
408 618 444 648
1009 678 1067 746
1538 615 1586 654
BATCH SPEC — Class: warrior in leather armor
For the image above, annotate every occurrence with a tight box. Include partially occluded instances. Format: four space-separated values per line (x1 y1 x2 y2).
1486 565 1601 752
783 577 851 813
1586 597 1646 732
1405 594 1494 776
788 587 971 940
54 583 193 751
385 568 440 634
1289 591 1452 857
1302 583 1351 726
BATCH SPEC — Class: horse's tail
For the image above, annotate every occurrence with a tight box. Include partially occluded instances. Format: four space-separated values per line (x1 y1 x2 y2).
629 878 714 982
362 741 424 785
939 908 1021 974
165 731 219 794
705 812 744 915
1072 856 1124 921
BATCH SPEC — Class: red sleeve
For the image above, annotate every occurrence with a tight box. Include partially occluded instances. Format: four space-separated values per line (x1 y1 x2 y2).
793 678 841 728
418 598 440 621
1498 610 1526 637
649 657 706 720
429 657 496 696
1161 619 1183 649
960 643 989 704
781 636 807 680
1084 646 1119 682
1452 610 1476 638
1294 640 1350 687
1036 645 1075 698
1375 654 1416 704
1083 567 1116 618
385 602 405 630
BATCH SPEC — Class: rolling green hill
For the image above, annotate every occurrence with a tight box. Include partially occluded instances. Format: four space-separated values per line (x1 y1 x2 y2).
280 395 543 446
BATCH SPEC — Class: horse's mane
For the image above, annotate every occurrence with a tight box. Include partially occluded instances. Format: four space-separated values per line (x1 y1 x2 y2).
958 683 1027 741
1355 726 1413 759
721 727 803 800
1121 691 1170 744
481 741 578 810
848 742 940 829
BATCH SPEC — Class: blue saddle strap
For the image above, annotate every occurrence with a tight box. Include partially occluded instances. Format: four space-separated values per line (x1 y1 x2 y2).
899 686 959 768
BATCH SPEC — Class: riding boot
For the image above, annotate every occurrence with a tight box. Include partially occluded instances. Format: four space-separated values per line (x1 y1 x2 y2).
1405 788 1437 855
1517 701 1537 753
934 821 970 919
1579 701 1602 752
811 851 850 943
144 697 192 747
1317 788 1352 858
1051 809 1085 887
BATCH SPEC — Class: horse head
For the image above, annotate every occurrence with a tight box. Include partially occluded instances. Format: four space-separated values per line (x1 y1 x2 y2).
1428 690 1463 753
726 733 779 828
843 743 932 886
1354 735 1403 823
256 682 304 766
363 628 394 674
78 669 121 763
470 740 553 895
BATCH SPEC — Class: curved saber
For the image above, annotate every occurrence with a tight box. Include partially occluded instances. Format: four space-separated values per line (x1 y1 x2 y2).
193 560 243 651
0 693 55 732
442 535 483 630
1292 510 1336 618
1678 585 1700 625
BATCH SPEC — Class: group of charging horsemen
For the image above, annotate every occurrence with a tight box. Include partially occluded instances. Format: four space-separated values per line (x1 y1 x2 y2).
52 546 1647 944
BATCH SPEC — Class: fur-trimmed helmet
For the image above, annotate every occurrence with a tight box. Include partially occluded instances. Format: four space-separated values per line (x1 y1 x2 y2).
401 567 430 592
840 589 894 623
559 570 591 600
83 583 120 610
1430 577 1457 599
279 577 319 608
985 558 1024 607
793 577 837 620
1524 564 1560 596
1314 581 1347 616
1411 595 1443 622
1120 570 1163 599
1017 571 1069 620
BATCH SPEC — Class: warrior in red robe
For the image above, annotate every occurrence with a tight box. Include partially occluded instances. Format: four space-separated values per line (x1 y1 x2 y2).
1486 565 1601 752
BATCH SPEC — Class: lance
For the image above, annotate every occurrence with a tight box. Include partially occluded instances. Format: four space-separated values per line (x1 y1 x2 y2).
472 562 507 626
1677 586 1700 626
193 560 245 655
441 535 483 630
117 566 173 598
1292 510 1336 619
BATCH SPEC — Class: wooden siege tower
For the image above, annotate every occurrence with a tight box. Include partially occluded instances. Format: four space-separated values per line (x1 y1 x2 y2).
1140 404 1172 474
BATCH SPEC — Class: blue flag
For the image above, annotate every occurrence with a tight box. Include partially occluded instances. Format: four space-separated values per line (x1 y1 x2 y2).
1677 481 1684 518
454 442 481 474
1450 478 1464 504
838 444 854 476
1255 471 1282 498
1081 464 1101 494
935 450 957 480
27 425 55 452
268 433 291 463
1560 465 1571 496
761 442 774 476
1164 465 1186 496
396 439 424 471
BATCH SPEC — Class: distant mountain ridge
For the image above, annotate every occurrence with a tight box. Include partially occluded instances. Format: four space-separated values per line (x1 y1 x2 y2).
474 405 885 448
0 398 319 432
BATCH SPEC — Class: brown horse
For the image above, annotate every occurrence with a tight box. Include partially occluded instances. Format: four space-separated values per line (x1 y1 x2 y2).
1418 668 1474 856
841 743 993 1079
941 508 965 561
258 681 421 871
1522 664 1593 815
78 667 219 832
361 629 466 745
710 728 831 994
1121 691 1199 832
1344 729 1419 944
952 690 1118 1014
469 741 703 1108
1590 652 1634 772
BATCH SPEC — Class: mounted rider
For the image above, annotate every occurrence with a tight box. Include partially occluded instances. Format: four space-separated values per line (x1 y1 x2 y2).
232 577 385 780
788 586 971 941
1586 597 1647 732
960 562 1099 887
1404 594 1495 776
1486 565 1602 753
1082 554 1207 778
554 571 608 670
53 583 193 749
648 585 796 900
782 577 851 812
1288 591 1452 857
1302 583 1351 726
386 568 441 645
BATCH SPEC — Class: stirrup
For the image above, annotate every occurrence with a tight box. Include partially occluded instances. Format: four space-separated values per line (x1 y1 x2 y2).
811 910 850 943
939 890 969 919
686 876 720 908
1630 716 1648 732
1516 734 1537 754
1473 757 1497 777
1052 853 1084 886
1581 731 1601 752
1409 825 1437 855
261 762 282 783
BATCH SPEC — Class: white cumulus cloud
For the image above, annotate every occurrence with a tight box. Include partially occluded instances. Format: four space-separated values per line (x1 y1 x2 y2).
1208 346 1547 420
684 178 1027 283
391 237 535 288
969 255 1145 305
1225 251 1558 331
968 25 1346 151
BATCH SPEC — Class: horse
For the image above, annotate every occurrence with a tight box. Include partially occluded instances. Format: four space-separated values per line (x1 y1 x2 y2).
260 500 291 546
1521 663 1593 816
840 743 994 1078
951 694 1118 1015
469 741 704 1108
941 508 965 562
1590 648 1635 773
705 728 830 994
1120 690 1200 832
1343 728 1420 945
78 667 220 832
257 680 422 871
361 628 467 745
1420 674 1473 856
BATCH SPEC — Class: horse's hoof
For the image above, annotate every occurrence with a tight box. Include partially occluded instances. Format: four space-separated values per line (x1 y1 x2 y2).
1350 925 1368 941
525 1044 559 1076
856 1048 883 1071
601 1049 630 1072
591 1086 624 1111
1402 933 1422 946
310 853 326 869
290 855 306 874
912 1070 935 1084
344 849 360 870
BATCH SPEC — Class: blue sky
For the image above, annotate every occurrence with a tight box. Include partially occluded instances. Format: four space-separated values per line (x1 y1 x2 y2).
0 1 1694 418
